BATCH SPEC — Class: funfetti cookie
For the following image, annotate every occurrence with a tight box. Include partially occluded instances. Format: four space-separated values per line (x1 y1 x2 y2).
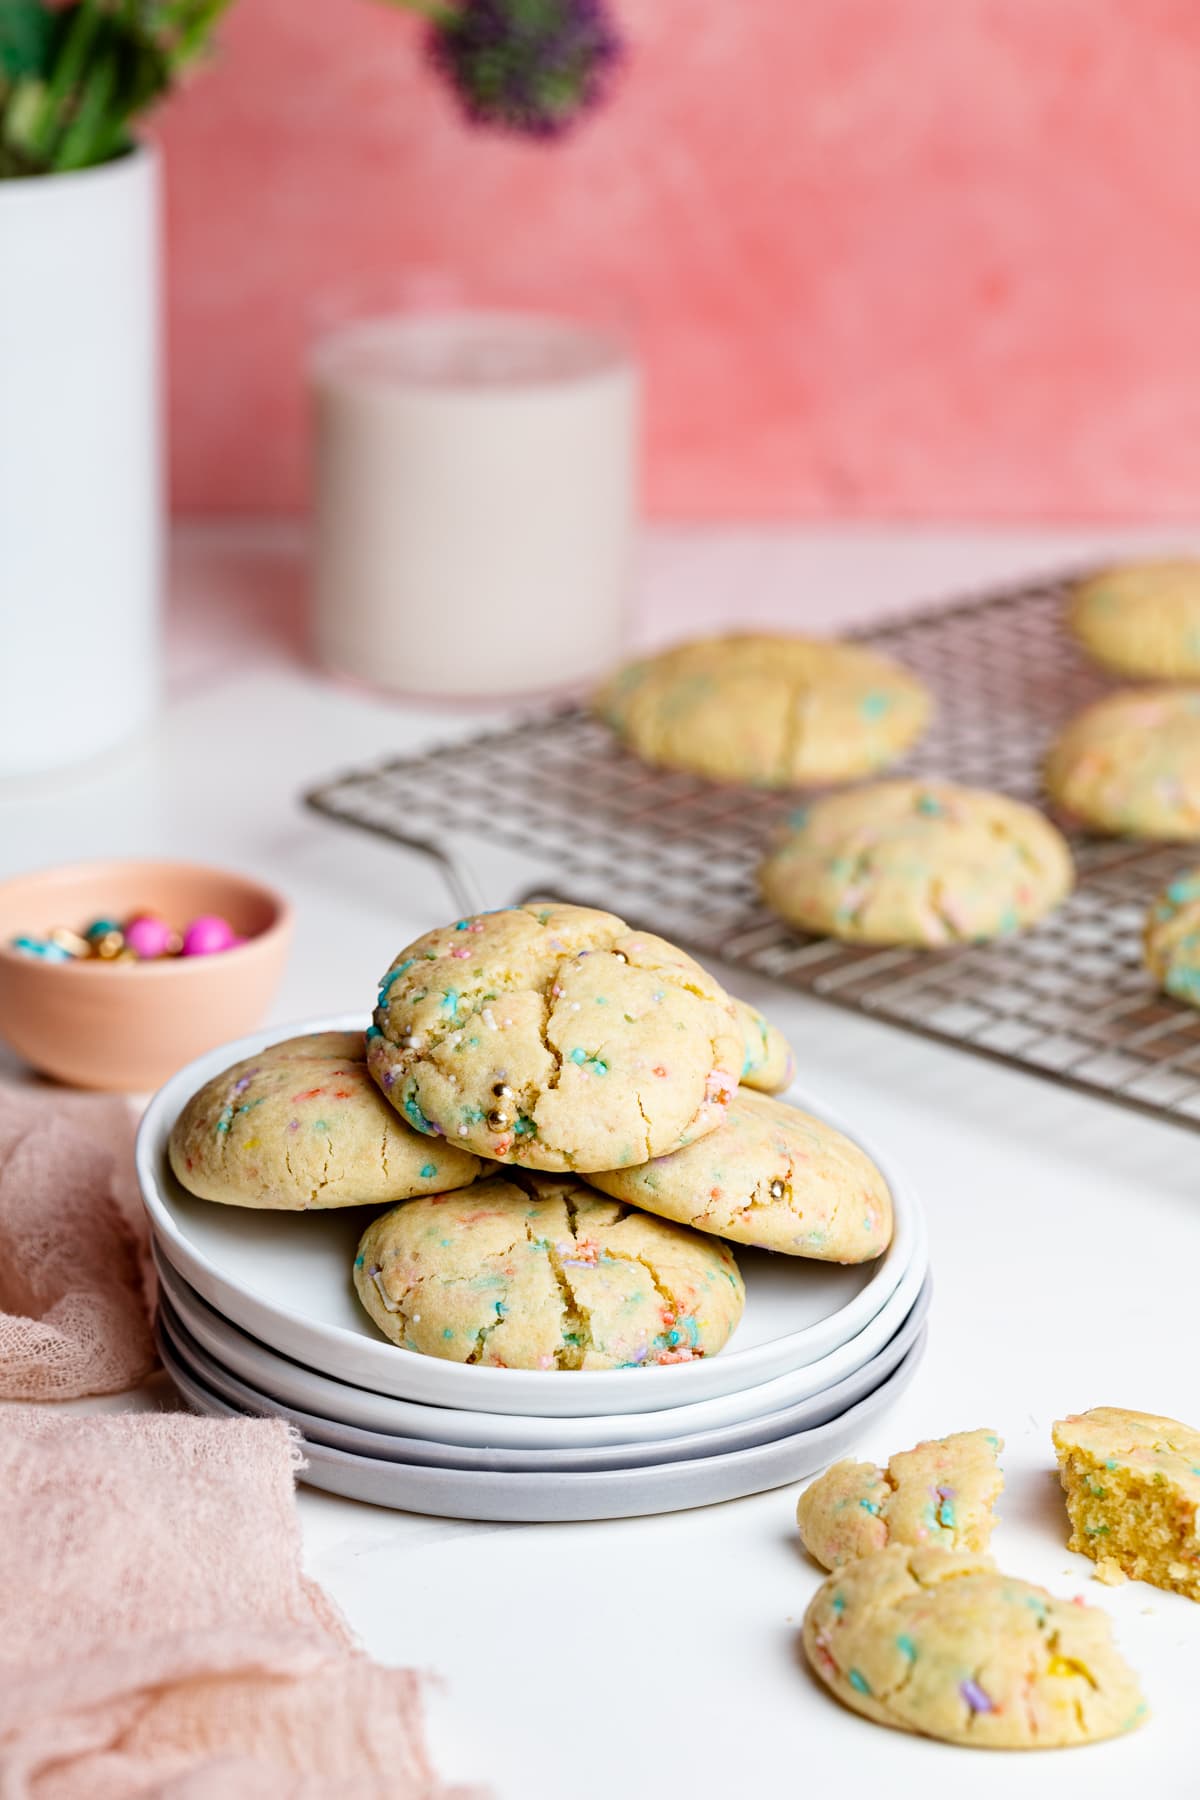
367 904 743 1172
1144 869 1200 1005
1069 558 1200 679
353 1172 744 1369
1053 1406 1200 1600
1045 688 1200 839
594 633 930 787
796 1429 1003 1571
168 1031 483 1210
759 778 1074 945
803 1545 1146 1748
734 998 795 1093
589 1089 891 1262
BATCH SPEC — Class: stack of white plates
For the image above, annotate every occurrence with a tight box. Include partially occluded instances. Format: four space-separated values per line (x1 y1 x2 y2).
137 1017 932 1523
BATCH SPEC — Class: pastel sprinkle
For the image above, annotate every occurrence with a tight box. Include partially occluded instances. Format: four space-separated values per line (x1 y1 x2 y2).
312 1118 330 1133
420 1163 437 1178
848 1669 871 1696
895 1634 917 1662
831 1594 845 1615
960 1679 993 1714
859 1499 881 1516
442 1327 454 1339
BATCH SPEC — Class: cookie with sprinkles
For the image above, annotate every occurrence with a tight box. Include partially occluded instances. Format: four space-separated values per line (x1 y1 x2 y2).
593 633 930 787
803 1545 1146 1748
367 904 743 1172
1053 1406 1200 1600
1045 687 1200 839
734 997 795 1093
353 1171 744 1369
759 778 1073 945
796 1429 1003 1571
1069 558 1200 680
168 1031 483 1210
1144 868 1200 1005
588 1089 891 1261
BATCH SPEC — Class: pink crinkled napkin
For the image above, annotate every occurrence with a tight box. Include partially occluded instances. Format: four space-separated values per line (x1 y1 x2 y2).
0 1086 154 1399
0 1410 460 1799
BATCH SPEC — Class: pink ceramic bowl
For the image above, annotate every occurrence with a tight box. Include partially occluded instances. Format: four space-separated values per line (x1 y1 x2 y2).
0 860 292 1091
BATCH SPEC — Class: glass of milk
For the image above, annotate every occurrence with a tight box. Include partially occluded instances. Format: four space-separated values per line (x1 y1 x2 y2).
310 312 638 699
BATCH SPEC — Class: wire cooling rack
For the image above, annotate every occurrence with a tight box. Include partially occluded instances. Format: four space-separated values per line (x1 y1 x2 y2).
306 567 1200 1134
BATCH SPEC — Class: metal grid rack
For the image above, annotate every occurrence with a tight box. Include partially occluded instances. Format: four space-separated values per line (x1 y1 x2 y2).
306 567 1200 1134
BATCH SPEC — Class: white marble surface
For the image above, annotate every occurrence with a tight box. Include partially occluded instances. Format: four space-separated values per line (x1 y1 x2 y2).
3 521 1200 1796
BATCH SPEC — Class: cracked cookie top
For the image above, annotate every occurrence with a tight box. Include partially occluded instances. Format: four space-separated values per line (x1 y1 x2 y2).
804 1545 1147 1748
1045 687 1200 839
367 904 744 1172
352 1172 745 1370
759 779 1074 946
797 1429 1004 1571
168 1031 484 1210
589 1089 892 1261
594 633 931 787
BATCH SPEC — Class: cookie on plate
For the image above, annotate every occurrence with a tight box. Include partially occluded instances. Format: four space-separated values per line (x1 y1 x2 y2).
803 1545 1146 1748
734 998 794 1093
367 904 743 1172
589 1088 891 1262
594 634 930 787
353 1172 744 1369
796 1429 1003 1570
168 1031 484 1210
1069 558 1200 679
1045 688 1200 839
758 779 1073 946
1144 869 1200 1006
1053 1406 1200 1600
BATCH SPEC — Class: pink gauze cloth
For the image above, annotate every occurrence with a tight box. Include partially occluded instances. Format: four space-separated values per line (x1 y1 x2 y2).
0 1086 155 1400
0 1410 462 1799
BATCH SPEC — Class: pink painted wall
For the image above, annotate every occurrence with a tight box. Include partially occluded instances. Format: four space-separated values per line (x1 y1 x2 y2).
160 0 1200 520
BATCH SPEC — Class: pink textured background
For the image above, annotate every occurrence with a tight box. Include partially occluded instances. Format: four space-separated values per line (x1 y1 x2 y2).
160 0 1200 519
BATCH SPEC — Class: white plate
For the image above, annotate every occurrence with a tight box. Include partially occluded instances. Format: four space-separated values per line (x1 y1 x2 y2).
159 1326 928 1522
157 1272 932 1474
137 1013 921 1416
153 1222 928 1449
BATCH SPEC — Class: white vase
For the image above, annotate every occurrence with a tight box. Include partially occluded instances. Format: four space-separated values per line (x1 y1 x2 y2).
0 145 161 778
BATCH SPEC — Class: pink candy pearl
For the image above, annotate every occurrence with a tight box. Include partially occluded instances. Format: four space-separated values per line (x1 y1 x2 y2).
181 914 240 957
124 914 175 960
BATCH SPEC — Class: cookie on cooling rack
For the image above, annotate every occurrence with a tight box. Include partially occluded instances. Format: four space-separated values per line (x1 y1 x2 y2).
168 1031 484 1210
1069 558 1200 680
367 904 744 1172
593 633 930 787
796 1429 1003 1571
589 1088 891 1261
1045 688 1200 839
757 779 1074 946
803 1545 1146 1748
1144 869 1200 1005
353 1171 745 1369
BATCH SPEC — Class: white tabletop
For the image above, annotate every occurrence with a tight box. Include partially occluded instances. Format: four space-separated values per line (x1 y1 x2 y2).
3 520 1198 1796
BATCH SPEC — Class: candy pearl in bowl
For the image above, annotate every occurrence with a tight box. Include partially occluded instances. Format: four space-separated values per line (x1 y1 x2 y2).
0 861 292 1091
181 914 240 957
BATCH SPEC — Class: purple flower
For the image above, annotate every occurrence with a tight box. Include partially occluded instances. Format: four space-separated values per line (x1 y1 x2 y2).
429 0 622 138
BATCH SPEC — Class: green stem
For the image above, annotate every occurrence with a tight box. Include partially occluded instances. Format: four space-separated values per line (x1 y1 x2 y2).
27 0 104 161
54 45 119 170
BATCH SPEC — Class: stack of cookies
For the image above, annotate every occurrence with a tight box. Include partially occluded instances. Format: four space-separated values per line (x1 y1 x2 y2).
141 903 931 1521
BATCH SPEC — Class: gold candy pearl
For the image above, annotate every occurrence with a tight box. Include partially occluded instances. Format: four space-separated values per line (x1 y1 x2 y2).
487 1109 511 1130
612 951 628 963
94 930 125 959
768 1179 786 1200
492 1081 514 1100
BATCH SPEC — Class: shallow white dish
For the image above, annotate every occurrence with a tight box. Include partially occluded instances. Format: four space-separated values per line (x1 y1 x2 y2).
154 1221 928 1449
157 1271 931 1474
159 1324 928 1522
138 1013 922 1417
